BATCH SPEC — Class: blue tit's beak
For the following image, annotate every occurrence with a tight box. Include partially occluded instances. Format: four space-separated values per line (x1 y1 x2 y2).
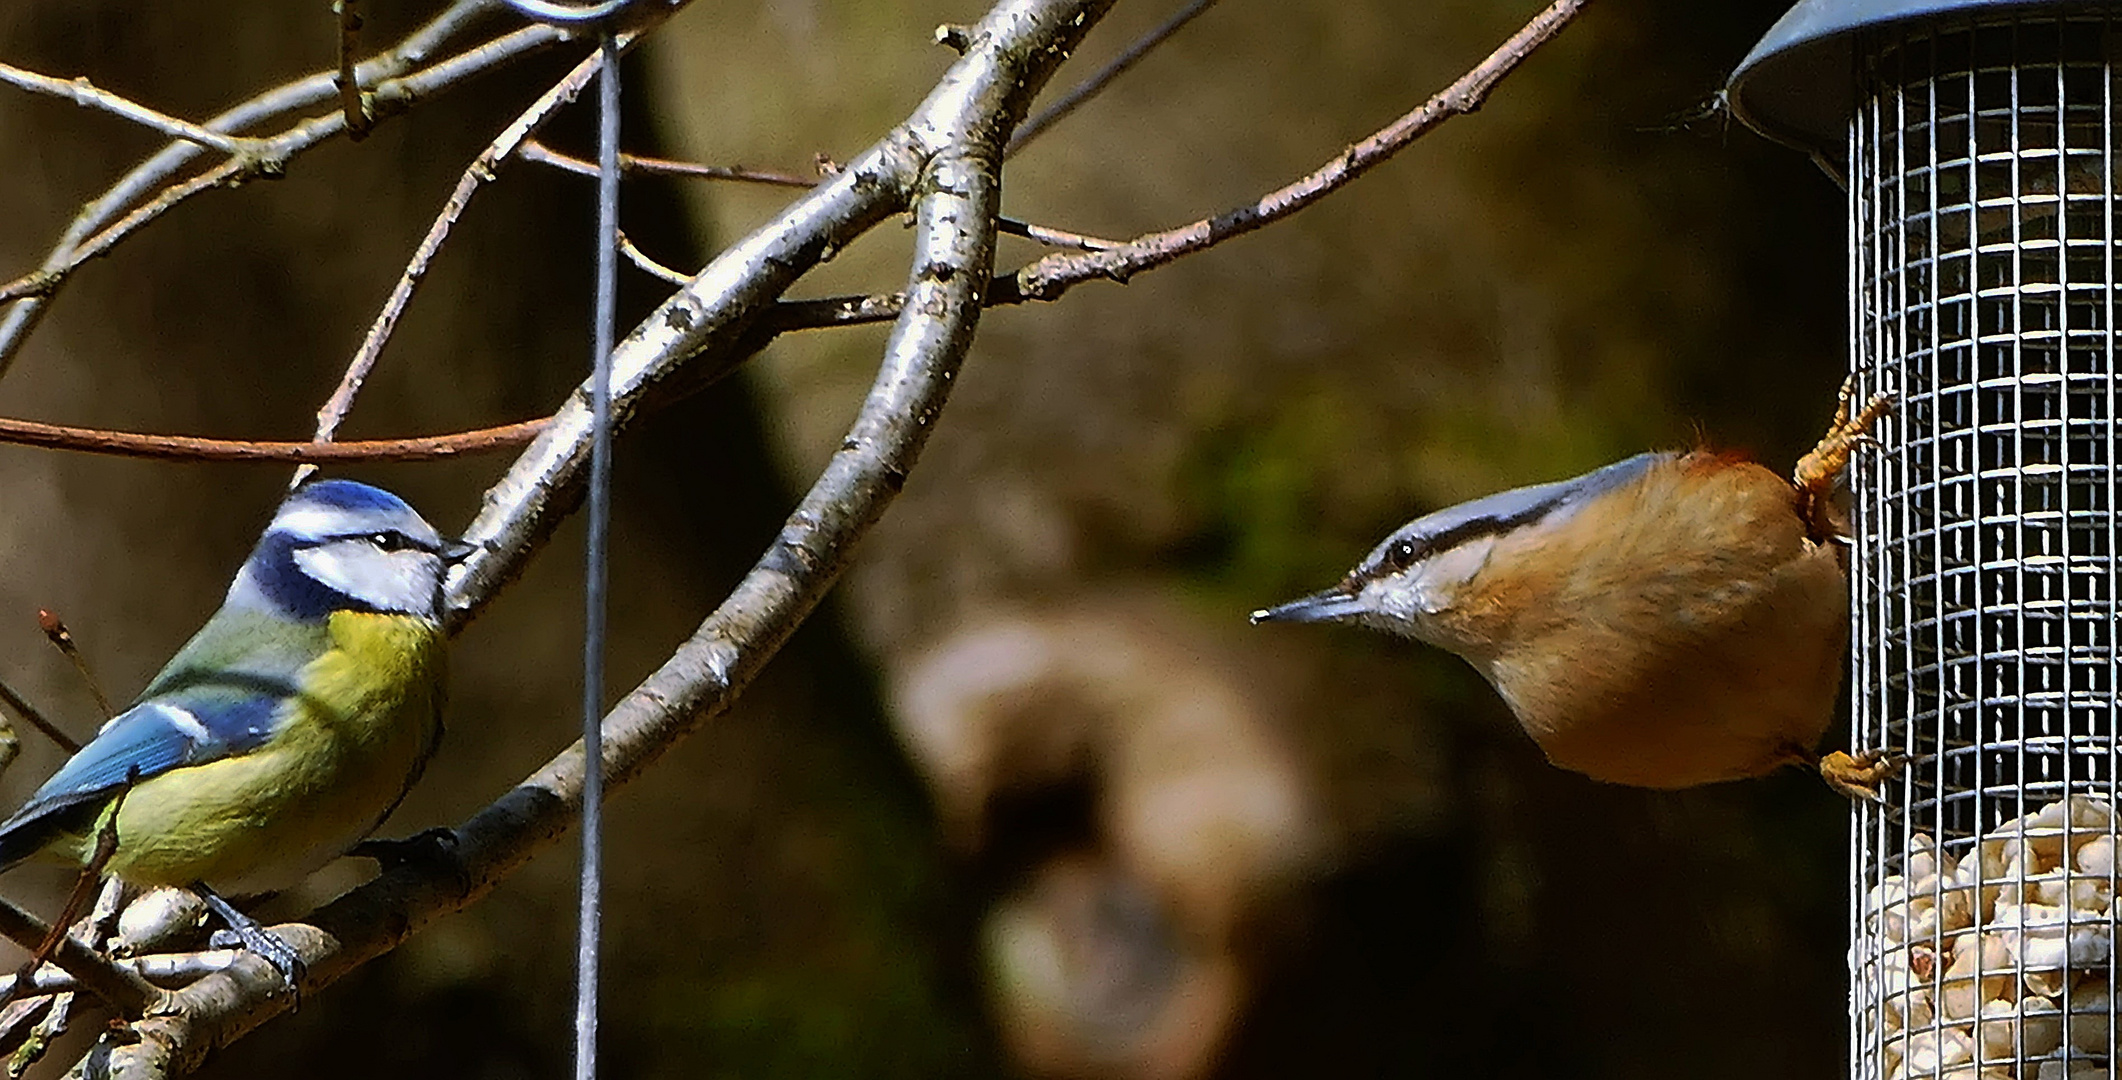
439 538 479 564
1250 587 1367 625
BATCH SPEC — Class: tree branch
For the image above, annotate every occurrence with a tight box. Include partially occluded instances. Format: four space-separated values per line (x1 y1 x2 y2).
0 64 262 156
1005 0 1217 156
0 416 547 463
0 900 160 1018
743 0 1589 333
315 15 681 446
77 1 1110 1072
1008 0 1588 300
0 2 567 376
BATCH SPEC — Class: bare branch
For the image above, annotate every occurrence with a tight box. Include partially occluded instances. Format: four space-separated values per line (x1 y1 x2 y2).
335 0 374 140
315 13 681 446
0 4 566 376
1006 0 1218 156
521 138 815 187
0 415 547 463
748 0 1589 337
0 63 261 156
997 218 1119 250
0 676 80 755
1006 0 1591 302
0 899 160 1018
0 951 241 999
618 231 691 285
79 1 1113 1071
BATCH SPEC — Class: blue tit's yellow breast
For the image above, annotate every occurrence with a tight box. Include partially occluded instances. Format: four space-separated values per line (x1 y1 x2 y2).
93 611 447 895
303 610 448 745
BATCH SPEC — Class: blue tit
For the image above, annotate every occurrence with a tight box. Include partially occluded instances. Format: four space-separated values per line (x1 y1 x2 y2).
1253 382 1897 798
0 479 468 972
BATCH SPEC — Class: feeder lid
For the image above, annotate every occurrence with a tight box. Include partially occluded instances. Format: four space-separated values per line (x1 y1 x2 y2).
1727 0 2096 157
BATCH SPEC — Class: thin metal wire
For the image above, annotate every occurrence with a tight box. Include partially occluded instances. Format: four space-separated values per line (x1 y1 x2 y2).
576 30 619 1080
492 1 629 1075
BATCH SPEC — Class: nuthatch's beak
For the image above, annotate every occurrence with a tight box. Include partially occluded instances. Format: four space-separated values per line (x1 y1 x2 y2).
439 538 480 564
1250 587 1367 625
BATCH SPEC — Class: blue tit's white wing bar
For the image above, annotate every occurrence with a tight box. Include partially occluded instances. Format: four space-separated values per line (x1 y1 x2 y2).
0 694 287 859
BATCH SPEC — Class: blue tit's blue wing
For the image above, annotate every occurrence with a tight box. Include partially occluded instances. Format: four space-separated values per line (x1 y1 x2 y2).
0 609 322 869
0 687 290 855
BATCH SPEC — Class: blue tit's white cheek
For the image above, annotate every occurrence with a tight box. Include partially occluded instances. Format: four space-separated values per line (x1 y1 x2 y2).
293 543 442 617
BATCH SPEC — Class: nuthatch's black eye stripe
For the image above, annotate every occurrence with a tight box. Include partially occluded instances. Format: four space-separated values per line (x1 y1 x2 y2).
1357 452 1672 581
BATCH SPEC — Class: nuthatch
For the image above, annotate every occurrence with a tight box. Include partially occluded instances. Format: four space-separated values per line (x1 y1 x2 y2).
1253 382 1896 798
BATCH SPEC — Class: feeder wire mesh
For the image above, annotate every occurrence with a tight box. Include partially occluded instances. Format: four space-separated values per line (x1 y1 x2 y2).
1850 11 2122 1080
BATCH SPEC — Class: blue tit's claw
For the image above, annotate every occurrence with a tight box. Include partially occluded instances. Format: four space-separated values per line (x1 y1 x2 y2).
197 886 306 1003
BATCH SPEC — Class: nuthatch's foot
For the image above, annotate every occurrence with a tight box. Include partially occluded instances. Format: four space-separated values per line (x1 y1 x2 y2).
197 886 306 998
1816 748 1908 802
1793 374 1894 542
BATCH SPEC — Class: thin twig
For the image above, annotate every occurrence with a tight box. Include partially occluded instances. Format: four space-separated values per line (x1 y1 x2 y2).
521 139 814 187
0 63 262 157
748 0 1587 334
525 140 1119 250
0 676 79 755
618 231 689 285
37 612 112 721
0 159 259 308
0 784 131 1014
1006 0 1218 156
0 898 159 1017
0 951 242 1000
335 0 374 140
1008 0 1592 302
315 20 673 448
0 6 564 376
0 415 547 464
996 218 1119 250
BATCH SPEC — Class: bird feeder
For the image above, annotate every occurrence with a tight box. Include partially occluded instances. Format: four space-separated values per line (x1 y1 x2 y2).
1729 3 2120 1078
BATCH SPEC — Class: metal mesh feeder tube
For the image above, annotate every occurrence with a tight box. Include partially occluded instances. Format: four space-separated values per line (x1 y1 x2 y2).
1731 4 2122 1079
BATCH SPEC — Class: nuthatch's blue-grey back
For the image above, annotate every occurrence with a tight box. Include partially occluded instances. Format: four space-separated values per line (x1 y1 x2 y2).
1255 385 1894 797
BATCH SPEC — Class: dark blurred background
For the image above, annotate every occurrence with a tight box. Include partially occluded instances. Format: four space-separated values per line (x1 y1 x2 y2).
0 1 1853 1076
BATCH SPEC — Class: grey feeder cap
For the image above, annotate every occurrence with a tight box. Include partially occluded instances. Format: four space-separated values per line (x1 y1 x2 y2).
1727 0 2108 159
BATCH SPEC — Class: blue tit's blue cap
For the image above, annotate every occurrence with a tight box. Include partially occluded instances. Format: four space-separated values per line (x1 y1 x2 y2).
1727 0 2090 161
286 479 416 516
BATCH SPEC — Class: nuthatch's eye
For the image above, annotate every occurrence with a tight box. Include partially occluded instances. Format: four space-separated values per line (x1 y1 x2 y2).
1385 538 1419 571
